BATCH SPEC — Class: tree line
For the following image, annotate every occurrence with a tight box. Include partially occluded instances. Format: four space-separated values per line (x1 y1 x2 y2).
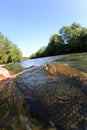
0 32 22 64
29 22 87 59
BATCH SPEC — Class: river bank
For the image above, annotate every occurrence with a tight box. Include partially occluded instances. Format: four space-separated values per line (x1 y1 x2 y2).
0 62 13 67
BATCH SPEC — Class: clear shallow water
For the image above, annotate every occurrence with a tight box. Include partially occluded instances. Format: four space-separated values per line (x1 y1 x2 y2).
2 52 87 130
5 52 87 73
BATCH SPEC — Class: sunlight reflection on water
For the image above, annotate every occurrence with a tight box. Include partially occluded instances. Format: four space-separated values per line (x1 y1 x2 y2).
5 52 87 73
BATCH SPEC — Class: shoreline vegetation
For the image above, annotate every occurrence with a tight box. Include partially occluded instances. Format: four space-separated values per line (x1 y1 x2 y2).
0 32 22 65
0 22 87 64
29 22 87 59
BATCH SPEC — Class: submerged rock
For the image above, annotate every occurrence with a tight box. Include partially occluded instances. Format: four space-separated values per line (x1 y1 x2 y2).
24 95 52 128
15 65 87 130
1 64 87 130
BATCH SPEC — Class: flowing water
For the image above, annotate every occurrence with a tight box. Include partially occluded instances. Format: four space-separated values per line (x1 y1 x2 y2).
5 52 87 73
1 52 87 130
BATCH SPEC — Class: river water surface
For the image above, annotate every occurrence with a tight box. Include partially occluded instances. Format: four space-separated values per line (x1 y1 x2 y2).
5 52 87 73
1 52 87 130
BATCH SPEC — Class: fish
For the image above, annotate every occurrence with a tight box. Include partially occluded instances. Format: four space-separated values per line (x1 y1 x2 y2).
45 63 87 82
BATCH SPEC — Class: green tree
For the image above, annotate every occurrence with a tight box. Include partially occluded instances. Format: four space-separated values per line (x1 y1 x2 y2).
36 46 46 57
0 37 10 63
46 34 64 56
8 44 22 63
30 22 87 59
78 27 87 51
59 22 82 52
71 22 81 30
0 32 22 64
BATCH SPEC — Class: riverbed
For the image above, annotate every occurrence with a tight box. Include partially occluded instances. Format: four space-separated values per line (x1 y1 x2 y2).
0 52 87 130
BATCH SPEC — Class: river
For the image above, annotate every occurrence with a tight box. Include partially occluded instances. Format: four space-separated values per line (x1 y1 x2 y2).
5 52 87 73
1 52 87 130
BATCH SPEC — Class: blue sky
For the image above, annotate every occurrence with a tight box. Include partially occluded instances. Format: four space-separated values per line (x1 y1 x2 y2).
0 0 87 56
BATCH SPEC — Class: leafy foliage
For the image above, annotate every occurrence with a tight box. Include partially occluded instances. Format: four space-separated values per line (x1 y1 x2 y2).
0 33 22 64
30 22 87 58
46 34 64 56
29 46 47 59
